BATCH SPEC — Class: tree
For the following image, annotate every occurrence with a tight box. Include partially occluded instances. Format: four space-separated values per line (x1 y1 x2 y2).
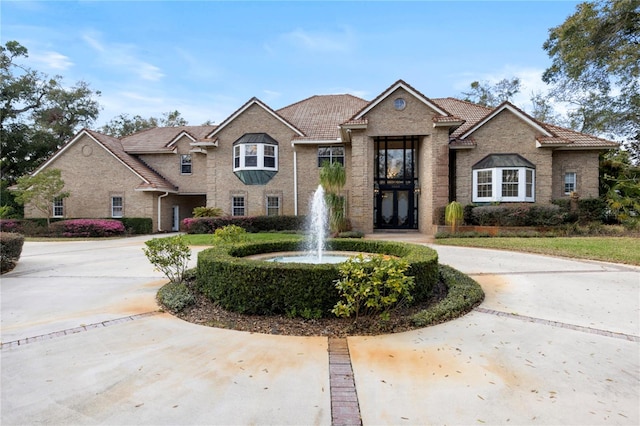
99 110 189 138
543 0 640 162
462 78 522 107
13 169 69 226
600 150 640 228
1 41 100 210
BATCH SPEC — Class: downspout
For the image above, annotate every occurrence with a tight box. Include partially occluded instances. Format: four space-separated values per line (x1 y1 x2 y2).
157 191 169 232
293 146 298 215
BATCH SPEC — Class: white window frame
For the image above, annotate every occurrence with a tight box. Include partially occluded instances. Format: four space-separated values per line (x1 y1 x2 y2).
53 197 64 217
318 146 345 167
266 195 280 216
564 172 576 195
232 195 246 216
180 154 192 175
233 144 278 171
111 196 124 218
472 167 535 202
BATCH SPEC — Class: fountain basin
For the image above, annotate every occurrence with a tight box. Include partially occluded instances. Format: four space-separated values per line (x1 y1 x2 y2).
196 239 439 317
246 251 369 264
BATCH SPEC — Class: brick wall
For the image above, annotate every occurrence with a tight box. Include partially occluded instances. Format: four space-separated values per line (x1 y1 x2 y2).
24 134 155 227
551 150 601 199
455 110 554 205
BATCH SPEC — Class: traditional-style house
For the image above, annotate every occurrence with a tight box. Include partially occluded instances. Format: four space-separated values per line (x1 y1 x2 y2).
25 80 618 234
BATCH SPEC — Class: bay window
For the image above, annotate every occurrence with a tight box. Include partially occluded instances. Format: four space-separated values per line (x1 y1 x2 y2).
232 133 279 185
472 154 535 202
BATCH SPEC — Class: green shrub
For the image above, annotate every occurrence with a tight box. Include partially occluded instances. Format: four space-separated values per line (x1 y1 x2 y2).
445 201 464 232
183 215 306 234
196 239 439 317
213 225 248 244
0 232 24 273
337 230 364 238
332 254 414 321
468 204 565 227
193 206 224 218
157 282 195 313
412 264 484 326
143 235 191 283
119 217 152 234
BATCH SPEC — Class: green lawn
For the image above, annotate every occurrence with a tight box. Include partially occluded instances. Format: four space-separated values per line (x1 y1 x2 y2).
435 236 640 266
182 232 303 246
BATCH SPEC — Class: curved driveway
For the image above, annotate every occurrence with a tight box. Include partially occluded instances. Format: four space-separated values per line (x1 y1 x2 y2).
1 235 639 425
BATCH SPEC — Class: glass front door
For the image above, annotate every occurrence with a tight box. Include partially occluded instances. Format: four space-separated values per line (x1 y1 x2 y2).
378 189 412 228
374 136 419 229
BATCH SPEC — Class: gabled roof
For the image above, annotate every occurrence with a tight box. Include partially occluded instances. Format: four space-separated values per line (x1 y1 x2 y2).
432 98 492 137
459 101 554 140
207 97 304 139
352 79 451 120
278 94 368 141
121 126 216 153
35 129 177 192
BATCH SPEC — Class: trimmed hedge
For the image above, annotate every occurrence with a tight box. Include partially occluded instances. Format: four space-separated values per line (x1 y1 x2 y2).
0 217 152 236
1 232 25 273
183 215 306 234
468 204 565 227
49 219 125 237
412 264 484 326
196 239 439 317
120 217 153 235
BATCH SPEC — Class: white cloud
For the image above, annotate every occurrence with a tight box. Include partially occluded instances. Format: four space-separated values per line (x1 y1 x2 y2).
279 27 355 53
81 31 165 82
31 51 73 71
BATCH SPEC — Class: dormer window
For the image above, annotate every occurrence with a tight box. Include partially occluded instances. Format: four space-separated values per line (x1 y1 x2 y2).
232 133 279 185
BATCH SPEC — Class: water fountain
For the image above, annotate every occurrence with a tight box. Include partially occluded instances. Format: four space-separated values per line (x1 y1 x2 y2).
266 185 350 264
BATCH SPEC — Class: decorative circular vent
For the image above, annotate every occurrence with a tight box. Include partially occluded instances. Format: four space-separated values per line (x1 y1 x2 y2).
394 98 406 111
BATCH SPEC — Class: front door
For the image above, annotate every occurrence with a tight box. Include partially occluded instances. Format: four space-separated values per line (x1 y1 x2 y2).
374 136 419 229
171 205 180 231
376 188 414 228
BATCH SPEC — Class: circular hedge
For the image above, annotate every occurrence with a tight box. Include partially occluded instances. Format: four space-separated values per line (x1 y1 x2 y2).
196 239 439 317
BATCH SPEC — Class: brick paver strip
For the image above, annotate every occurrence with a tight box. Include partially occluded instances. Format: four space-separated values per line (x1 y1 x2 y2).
475 307 639 342
328 337 362 426
0 311 160 350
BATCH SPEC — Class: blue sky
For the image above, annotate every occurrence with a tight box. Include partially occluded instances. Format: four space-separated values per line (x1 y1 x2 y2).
2 1 580 127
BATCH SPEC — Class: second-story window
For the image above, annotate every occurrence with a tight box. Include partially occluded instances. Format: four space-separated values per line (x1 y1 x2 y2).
181 154 192 174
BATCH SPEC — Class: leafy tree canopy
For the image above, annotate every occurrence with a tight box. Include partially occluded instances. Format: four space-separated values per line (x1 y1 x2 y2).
462 78 522 107
543 0 639 161
0 41 101 184
99 110 188 138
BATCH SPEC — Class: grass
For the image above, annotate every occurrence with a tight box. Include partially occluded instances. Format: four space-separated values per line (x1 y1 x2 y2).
435 236 640 266
182 232 303 246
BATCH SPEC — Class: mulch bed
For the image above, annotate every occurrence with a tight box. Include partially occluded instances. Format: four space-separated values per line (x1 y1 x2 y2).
171 280 448 337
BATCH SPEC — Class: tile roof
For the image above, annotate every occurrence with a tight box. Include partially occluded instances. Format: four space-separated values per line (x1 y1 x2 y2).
278 94 369 140
431 98 492 137
544 124 619 148
85 129 177 192
49 83 616 194
121 126 216 153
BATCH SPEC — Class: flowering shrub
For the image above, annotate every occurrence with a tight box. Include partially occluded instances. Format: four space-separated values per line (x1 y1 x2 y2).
50 219 125 237
0 219 21 233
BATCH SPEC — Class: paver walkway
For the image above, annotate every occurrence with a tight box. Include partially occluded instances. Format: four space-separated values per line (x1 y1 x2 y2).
1 234 639 425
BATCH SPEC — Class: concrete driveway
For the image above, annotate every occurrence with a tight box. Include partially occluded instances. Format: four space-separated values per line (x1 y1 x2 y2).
1 235 638 425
